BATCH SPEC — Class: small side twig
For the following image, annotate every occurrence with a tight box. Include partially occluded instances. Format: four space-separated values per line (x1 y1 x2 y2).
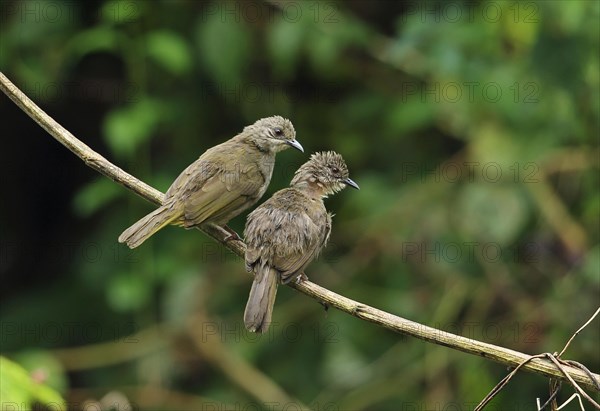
558 307 600 358
474 353 547 411
545 354 600 409
475 307 600 410
537 380 561 411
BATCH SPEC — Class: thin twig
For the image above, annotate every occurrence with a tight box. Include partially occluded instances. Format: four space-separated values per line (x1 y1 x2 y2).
474 353 547 411
558 307 600 358
1 71 599 392
537 380 561 411
556 393 586 411
476 307 600 410
545 354 600 409
564 361 600 391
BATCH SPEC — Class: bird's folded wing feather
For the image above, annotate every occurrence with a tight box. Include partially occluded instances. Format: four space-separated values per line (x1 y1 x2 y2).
277 211 329 282
178 159 264 224
245 201 325 281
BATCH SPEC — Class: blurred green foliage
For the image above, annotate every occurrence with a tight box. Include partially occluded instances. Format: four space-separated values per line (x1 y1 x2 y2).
0 355 66 409
1 0 598 410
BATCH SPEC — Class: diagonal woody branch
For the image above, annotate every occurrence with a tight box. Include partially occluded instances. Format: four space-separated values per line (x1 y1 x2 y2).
1 71 598 392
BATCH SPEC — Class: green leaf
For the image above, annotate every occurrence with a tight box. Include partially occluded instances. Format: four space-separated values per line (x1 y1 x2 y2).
11 351 68 395
268 19 305 78
307 31 340 74
196 14 252 84
67 27 121 61
145 31 193 75
103 98 163 158
108 273 151 312
0 356 66 410
73 178 122 217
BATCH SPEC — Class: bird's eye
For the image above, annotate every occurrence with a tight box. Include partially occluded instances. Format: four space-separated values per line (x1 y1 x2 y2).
331 166 339 174
273 127 283 136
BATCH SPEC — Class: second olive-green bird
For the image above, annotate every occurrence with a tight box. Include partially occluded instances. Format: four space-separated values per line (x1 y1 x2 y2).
118 116 302 248
244 151 359 333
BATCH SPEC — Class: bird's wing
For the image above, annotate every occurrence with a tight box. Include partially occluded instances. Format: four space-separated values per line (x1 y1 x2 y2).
182 162 265 225
277 209 330 283
321 212 333 249
165 155 217 200
244 192 325 282
163 143 266 226
244 204 277 270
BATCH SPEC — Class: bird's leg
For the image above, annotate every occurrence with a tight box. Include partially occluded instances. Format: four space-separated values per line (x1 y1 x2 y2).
296 272 309 284
222 224 242 242
202 222 242 242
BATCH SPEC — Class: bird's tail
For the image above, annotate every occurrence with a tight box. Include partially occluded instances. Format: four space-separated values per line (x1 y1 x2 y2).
244 265 279 333
118 205 180 249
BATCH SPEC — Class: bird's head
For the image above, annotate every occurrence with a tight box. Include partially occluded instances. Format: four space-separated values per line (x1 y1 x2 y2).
291 151 359 197
244 116 303 153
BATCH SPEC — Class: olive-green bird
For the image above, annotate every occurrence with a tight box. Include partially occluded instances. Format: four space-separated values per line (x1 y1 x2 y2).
243 151 359 333
118 116 302 248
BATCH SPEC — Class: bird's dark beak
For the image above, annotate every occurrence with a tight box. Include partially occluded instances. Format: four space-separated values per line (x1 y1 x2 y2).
343 178 359 190
286 139 304 153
